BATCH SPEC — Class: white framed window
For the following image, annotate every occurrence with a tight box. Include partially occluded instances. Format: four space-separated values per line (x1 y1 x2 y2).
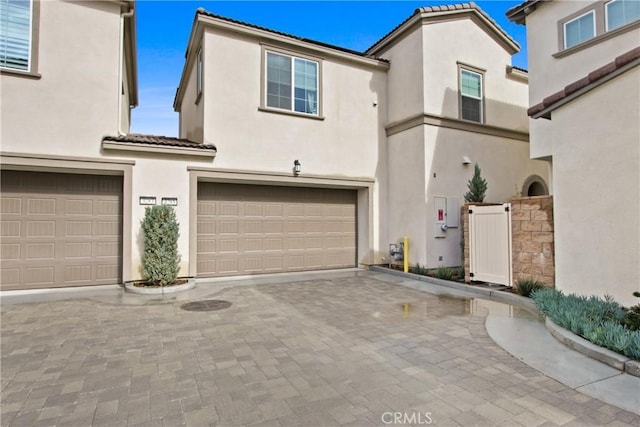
460 68 483 123
0 0 32 71
196 47 202 99
265 51 318 115
606 0 640 31
564 11 596 48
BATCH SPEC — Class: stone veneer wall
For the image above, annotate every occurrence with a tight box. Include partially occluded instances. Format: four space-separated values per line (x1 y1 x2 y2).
511 196 555 287
462 196 555 287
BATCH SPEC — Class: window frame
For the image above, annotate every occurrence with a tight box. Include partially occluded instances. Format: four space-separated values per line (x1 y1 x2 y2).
0 0 40 77
563 10 597 49
605 0 640 31
555 0 640 56
260 45 324 120
457 63 485 124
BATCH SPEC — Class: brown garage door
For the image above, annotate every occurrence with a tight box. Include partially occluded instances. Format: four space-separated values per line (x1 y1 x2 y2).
197 183 357 276
1 170 123 290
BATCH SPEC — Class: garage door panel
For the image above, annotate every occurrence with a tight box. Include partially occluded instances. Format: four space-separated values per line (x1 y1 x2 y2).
197 183 357 276
0 171 123 290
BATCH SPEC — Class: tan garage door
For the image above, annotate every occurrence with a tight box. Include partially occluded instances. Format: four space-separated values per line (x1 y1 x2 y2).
1 170 123 290
197 183 357 276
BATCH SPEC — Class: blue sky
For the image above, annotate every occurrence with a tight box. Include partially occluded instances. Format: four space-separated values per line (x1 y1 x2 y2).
131 1 526 137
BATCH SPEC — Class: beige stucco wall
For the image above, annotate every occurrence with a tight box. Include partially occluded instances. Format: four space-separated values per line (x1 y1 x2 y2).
381 15 547 268
1 0 123 157
175 27 390 265
382 28 424 125
550 70 639 307
421 19 529 132
178 40 204 143
524 0 640 159
387 123 550 269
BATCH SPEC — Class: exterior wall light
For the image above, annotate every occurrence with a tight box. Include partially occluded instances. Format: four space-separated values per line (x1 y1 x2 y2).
294 159 301 175
462 156 472 165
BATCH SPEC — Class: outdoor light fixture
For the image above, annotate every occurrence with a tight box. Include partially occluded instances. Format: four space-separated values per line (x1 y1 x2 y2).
462 156 472 165
294 159 301 175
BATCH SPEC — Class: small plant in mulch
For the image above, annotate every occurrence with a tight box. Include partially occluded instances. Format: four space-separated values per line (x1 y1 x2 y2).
140 205 181 287
516 278 545 297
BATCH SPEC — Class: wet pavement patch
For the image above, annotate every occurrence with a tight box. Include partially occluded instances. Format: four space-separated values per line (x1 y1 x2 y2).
180 299 232 312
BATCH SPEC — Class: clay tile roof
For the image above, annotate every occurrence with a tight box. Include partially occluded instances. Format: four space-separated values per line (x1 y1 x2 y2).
195 9 389 63
528 46 640 118
102 134 217 151
366 2 519 54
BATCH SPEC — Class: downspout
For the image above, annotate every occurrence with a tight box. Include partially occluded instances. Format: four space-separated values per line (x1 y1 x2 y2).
118 1 134 135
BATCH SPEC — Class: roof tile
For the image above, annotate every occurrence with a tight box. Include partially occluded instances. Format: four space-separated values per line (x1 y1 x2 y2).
530 47 640 118
103 134 217 151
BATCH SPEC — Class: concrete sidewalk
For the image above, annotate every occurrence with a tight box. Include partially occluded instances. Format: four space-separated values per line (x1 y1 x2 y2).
1 270 639 426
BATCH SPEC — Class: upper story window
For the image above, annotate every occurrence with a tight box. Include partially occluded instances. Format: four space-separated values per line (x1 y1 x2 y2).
0 0 32 71
606 0 640 30
265 51 318 116
564 11 595 48
557 0 640 54
459 68 484 123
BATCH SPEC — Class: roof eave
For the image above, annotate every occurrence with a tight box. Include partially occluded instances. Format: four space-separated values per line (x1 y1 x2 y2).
367 7 519 56
506 0 544 25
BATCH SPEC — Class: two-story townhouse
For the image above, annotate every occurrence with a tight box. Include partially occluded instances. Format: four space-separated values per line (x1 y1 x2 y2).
365 4 550 267
175 4 550 277
173 9 389 278
1 0 140 289
507 0 639 306
0 0 217 290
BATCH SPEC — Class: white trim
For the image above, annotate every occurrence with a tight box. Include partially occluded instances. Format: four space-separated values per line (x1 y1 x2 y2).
264 50 319 117
460 68 484 123
605 0 640 31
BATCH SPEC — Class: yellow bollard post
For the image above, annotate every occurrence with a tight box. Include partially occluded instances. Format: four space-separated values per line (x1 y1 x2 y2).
403 236 409 273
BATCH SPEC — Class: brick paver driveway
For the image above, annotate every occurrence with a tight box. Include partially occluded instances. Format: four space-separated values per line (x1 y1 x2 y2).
2 271 638 426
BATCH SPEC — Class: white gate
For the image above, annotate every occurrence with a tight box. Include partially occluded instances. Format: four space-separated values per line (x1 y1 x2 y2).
469 204 512 286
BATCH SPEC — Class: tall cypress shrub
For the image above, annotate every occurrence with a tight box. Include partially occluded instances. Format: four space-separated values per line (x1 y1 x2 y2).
141 205 180 286
464 163 488 203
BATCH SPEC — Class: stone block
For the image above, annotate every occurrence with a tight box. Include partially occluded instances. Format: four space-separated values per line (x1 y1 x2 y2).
543 265 555 277
532 232 554 243
542 242 554 254
522 241 542 253
531 210 549 221
515 252 533 264
513 231 532 241
520 201 540 210
511 221 521 232
541 221 553 232
511 210 530 221
522 221 542 232
532 253 553 268
512 240 522 252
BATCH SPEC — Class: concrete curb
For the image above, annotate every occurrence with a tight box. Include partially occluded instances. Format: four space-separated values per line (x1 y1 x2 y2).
124 278 196 295
544 317 640 378
369 265 537 310
369 265 640 378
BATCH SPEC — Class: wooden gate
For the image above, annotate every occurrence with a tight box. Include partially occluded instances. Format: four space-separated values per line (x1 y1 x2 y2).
468 204 512 286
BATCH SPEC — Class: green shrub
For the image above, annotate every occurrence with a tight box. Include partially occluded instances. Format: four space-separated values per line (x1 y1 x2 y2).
531 289 639 360
516 279 545 297
623 292 640 331
141 205 181 286
435 266 455 281
411 263 429 276
455 266 465 281
464 163 488 203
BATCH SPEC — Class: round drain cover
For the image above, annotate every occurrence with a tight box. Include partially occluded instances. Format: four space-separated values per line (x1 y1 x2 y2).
181 300 232 312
